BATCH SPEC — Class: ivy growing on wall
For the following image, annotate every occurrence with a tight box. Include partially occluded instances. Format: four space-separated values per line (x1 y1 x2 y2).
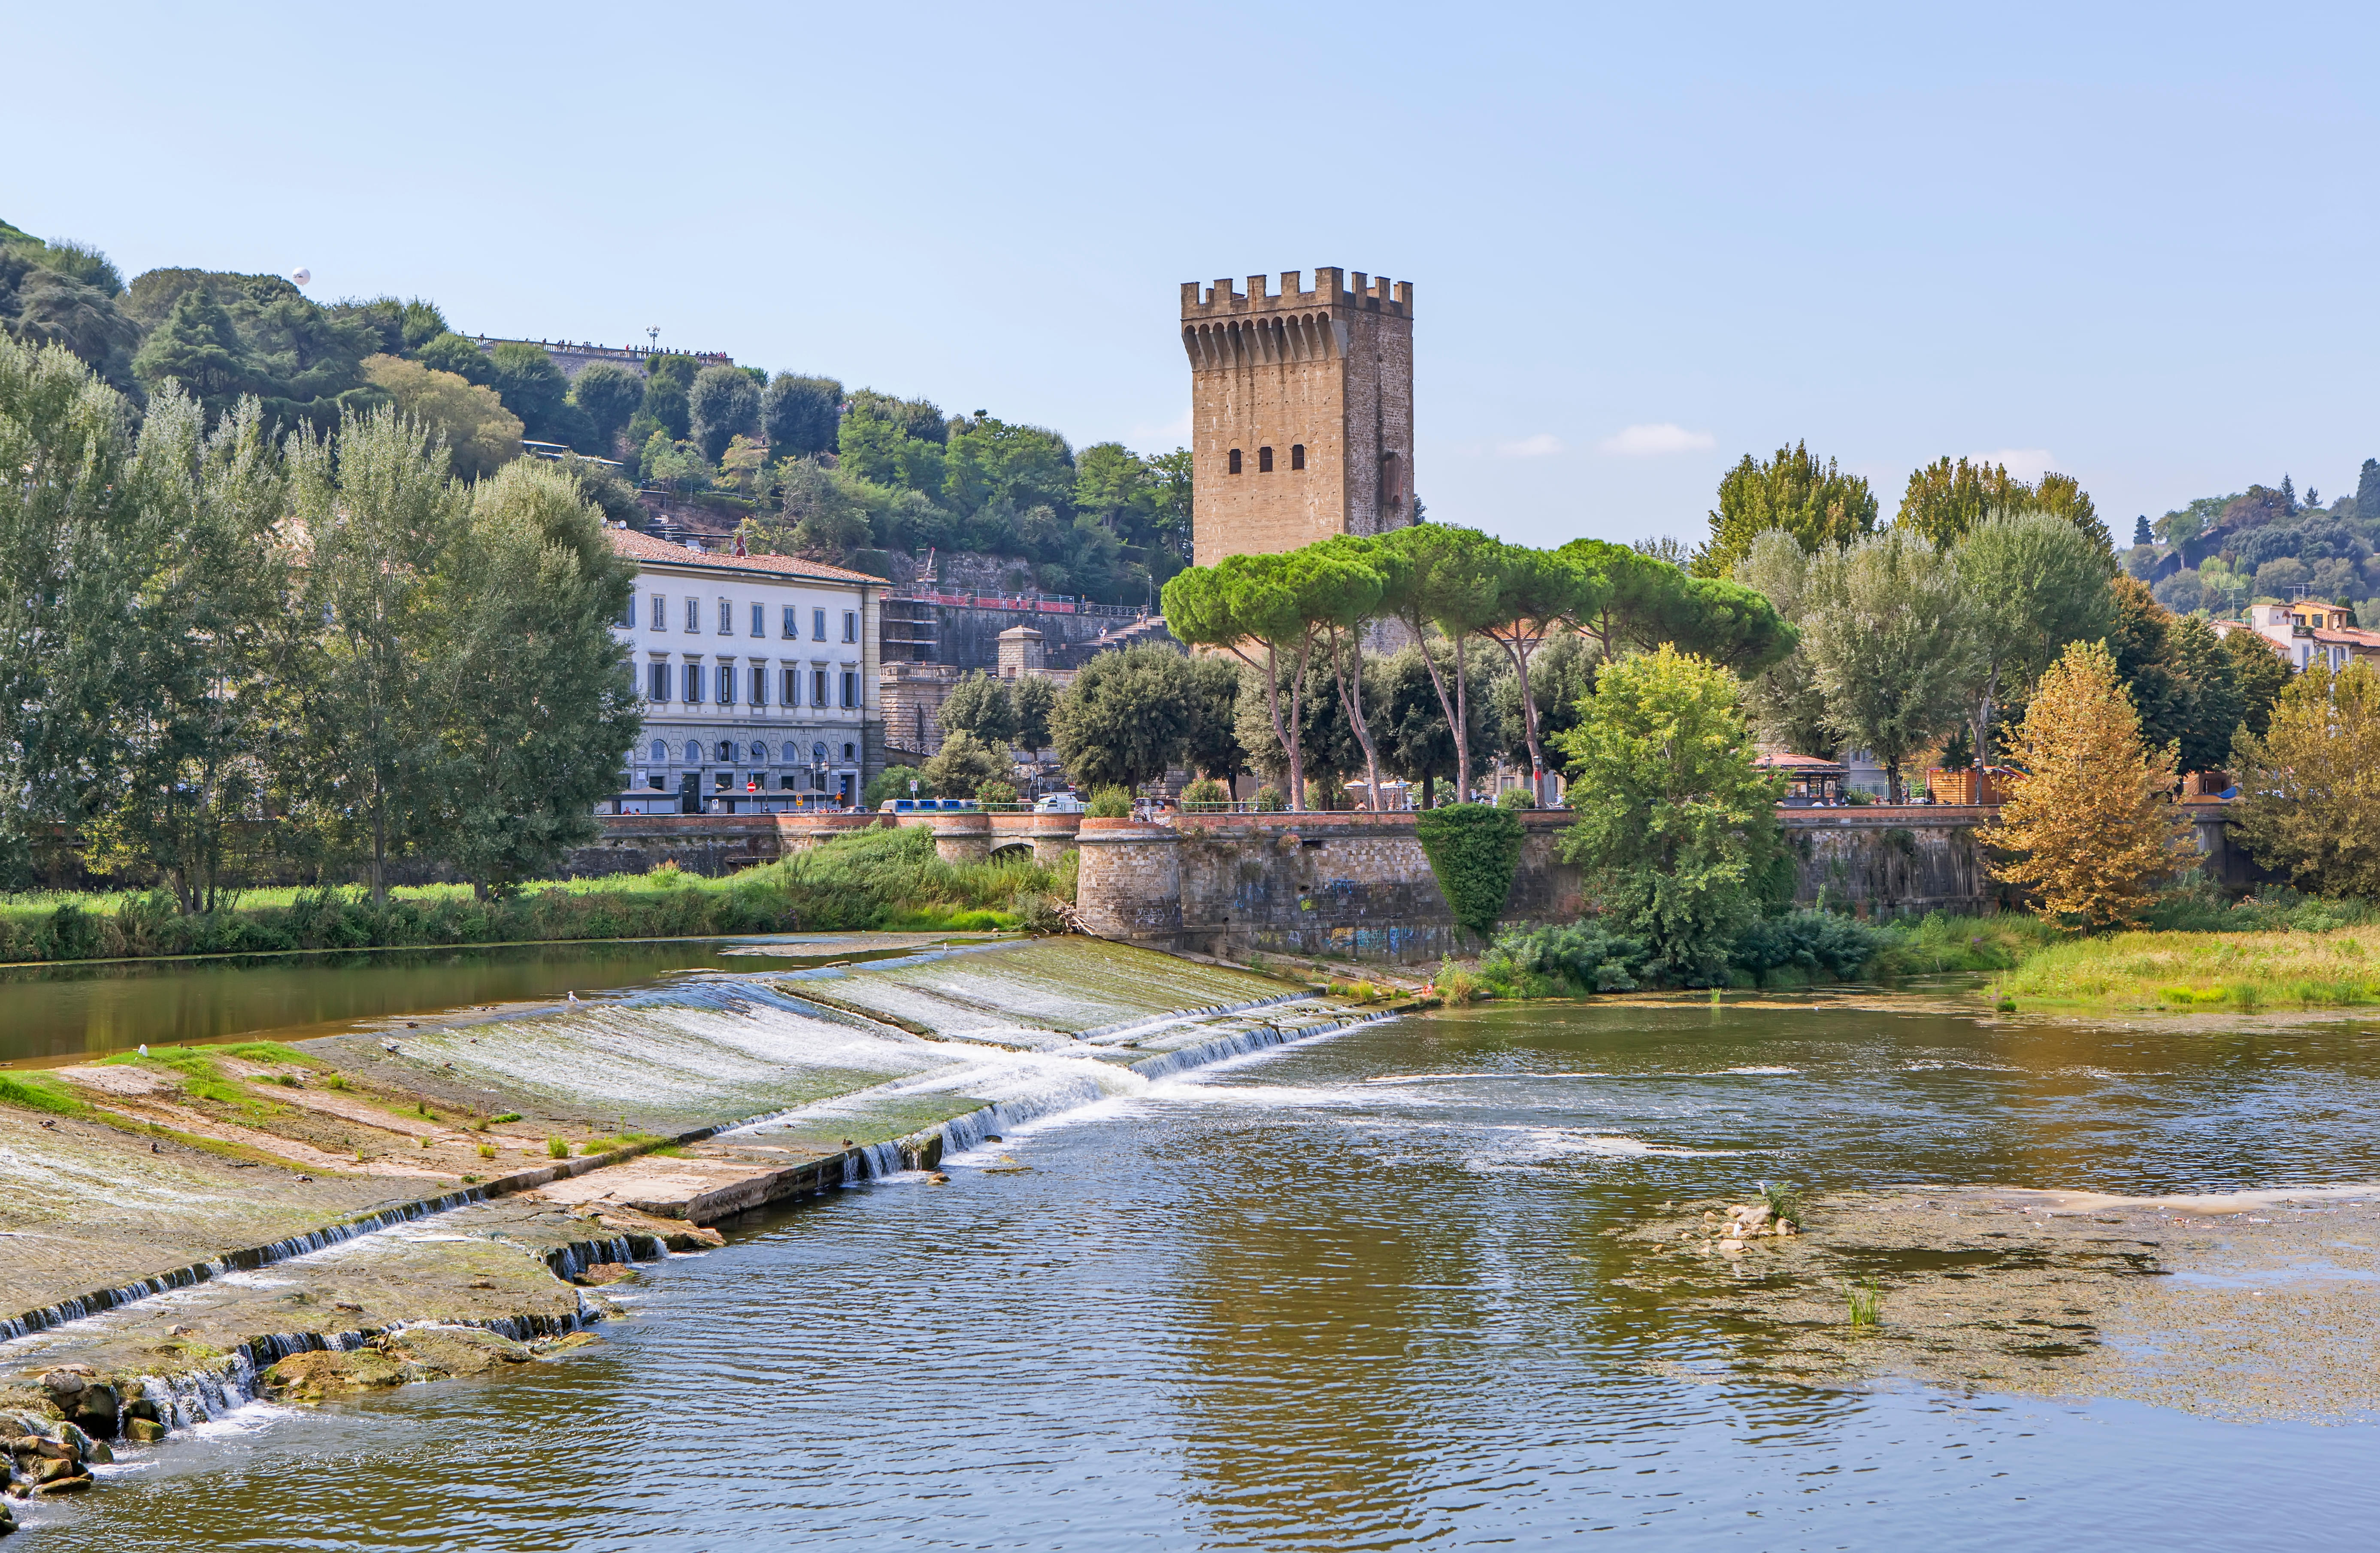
1414 803 1526 943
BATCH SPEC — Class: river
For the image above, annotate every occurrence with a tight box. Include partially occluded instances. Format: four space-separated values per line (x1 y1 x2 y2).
23 994 2380 1548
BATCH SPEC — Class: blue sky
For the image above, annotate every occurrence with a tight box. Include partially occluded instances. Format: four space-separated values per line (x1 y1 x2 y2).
12 2 2377 547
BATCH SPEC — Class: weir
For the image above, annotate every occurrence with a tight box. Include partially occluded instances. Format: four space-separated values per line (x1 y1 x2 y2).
0 936 1383 1459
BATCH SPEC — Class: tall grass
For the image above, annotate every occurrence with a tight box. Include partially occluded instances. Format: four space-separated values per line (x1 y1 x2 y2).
2002 923 2380 1011
0 824 1073 964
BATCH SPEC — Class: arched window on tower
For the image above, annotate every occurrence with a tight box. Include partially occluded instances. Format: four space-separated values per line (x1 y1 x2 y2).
1379 451 1405 512
1258 446 1274 472
1228 448 1243 475
1290 444 1305 470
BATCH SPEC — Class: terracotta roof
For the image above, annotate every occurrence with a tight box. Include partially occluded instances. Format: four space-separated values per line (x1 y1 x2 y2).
607 526 887 584
1755 752 1846 769
2311 627 2380 649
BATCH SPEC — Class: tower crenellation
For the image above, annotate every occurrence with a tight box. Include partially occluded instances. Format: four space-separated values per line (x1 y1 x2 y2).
1181 265 1415 566
1180 269 1411 318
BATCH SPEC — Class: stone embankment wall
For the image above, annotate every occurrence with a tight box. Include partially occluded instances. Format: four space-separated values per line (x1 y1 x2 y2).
1075 813 1584 964
1782 800 2255 916
587 800 2262 960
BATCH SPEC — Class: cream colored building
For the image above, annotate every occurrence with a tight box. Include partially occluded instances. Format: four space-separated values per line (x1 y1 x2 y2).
607 528 887 812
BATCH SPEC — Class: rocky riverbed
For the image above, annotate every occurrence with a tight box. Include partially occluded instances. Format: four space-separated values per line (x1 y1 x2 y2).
0 937 1383 1526
1612 1180 2380 1423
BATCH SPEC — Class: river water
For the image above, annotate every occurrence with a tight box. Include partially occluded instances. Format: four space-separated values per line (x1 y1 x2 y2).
29 996 2380 1549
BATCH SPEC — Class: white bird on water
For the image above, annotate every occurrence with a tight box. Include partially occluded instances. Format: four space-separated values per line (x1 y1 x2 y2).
139 1044 148 1056
566 990 578 1003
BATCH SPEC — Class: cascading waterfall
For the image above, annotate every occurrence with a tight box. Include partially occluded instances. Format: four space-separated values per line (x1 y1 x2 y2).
1129 1011 1391 1081
0 1190 490 1342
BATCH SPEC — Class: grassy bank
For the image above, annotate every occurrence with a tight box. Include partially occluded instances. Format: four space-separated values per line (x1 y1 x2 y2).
0 826 1072 965
2001 924 2380 1011
1474 887 2380 1012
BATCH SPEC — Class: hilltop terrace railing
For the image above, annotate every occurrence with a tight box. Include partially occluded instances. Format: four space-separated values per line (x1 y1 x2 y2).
884 588 1146 618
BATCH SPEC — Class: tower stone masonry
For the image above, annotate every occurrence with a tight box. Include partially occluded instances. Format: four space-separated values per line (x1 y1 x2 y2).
1181 268 1414 566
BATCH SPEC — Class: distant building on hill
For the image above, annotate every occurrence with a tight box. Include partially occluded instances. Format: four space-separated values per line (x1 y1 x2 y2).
473 336 731 381
2214 601 2380 673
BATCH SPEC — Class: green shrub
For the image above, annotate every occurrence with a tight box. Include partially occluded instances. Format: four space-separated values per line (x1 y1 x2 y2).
1254 784 1286 812
1730 910 1886 982
546 1136 569 1159
1415 803 1526 943
1494 787 1535 811
975 779 1020 807
1484 921 1642 993
1086 787 1132 818
1181 777 1226 809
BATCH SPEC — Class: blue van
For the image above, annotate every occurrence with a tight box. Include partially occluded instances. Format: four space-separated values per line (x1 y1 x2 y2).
877 797 980 814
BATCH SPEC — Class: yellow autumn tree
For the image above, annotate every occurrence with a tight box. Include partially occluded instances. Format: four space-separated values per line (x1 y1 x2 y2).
1989 639 2194 929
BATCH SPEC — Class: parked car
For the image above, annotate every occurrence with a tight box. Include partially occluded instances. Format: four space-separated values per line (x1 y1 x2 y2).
1033 792 1087 814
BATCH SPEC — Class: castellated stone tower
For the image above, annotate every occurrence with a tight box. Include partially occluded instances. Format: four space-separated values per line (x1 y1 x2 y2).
1181 269 1414 566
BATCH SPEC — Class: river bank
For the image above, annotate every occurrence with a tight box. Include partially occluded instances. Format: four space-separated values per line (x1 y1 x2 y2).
0 935 1384 1520
0 825 1070 966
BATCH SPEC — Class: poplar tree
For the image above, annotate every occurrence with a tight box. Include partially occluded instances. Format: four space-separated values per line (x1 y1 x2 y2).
0 336 141 881
1732 530 1834 757
1952 510 2115 771
428 458 639 898
1801 529 1979 802
1692 442 1877 577
291 405 469 904
1989 641 2193 929
82 390 296 911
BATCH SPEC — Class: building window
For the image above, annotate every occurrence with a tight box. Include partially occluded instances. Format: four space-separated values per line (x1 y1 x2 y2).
718 740 736 763
1290 443 1305 470
813 607 827 641
650 594 666 630
650 739 667 762
1258 445 1273 472
1228 448 1242 474
717 598 732 635
714 771 731 791
648 772 665 790
751 665 766 707
683 663 704 703
751 602 765 637
684 597 699 632
782 667 798 705
840 669 857 708
813 668 829 707
842 610 857 644
648 663 669 702
718 664 737 705
842 742 855 762
685 739 702 763
783 606 798 639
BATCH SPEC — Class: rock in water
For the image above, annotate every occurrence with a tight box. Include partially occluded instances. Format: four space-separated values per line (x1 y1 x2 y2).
124 1417 167 1445
263 1349 408 1402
